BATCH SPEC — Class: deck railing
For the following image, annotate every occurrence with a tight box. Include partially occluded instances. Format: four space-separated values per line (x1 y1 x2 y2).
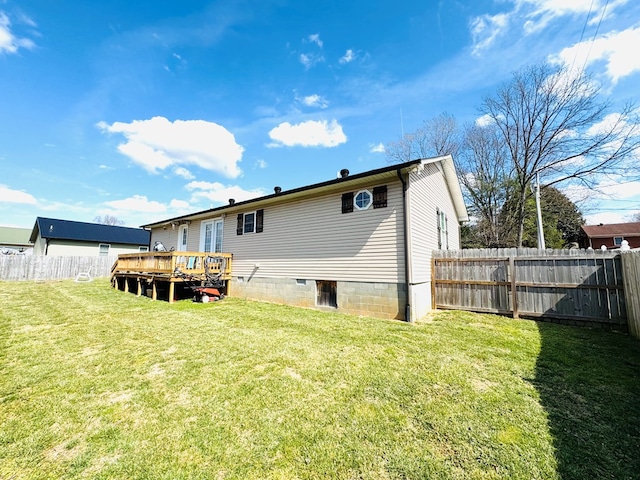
111 251 233 278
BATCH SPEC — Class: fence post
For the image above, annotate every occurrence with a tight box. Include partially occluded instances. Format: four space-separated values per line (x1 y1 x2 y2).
621 251 640 339
510 256 519 319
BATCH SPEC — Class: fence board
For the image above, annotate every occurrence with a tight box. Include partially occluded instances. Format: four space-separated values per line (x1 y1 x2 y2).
433 248 627 329
0 255 118 281
621 252 640 338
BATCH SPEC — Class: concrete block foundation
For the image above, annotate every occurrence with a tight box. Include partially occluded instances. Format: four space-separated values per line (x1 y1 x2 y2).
231 276 407 320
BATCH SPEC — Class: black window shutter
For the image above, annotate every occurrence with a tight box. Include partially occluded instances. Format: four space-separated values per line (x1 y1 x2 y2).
236 213 244 235
373 185 387 209
445 215 449 250
436 208 442 249
256 209 264 233
341 192 354 213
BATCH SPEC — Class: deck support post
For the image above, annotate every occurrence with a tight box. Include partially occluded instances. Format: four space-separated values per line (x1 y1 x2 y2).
124 278 129 293
136 278 142 297
169 282 175 304
152 281 157 301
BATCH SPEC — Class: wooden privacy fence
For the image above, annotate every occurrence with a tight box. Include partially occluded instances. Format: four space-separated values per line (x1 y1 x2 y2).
432 248 630 331
621 252 640 338
0 255 118 281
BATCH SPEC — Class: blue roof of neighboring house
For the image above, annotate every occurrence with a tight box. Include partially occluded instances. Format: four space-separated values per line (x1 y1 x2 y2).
30 217 150 245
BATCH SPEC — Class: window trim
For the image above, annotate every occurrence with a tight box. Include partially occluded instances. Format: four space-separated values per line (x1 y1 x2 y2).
243 211 256 234
354 189 372 210
99 243 110 256
201 218 224 252
139 246 149 252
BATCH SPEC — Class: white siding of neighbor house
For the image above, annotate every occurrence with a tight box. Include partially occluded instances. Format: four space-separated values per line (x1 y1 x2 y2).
41 239 147 256
407 162 461 318
160 181 406 284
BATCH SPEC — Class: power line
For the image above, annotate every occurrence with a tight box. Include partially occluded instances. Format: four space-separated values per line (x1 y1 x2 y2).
583 0 610 70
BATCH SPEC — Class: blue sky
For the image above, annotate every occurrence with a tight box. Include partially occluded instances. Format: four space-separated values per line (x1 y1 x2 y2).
1 0 639 229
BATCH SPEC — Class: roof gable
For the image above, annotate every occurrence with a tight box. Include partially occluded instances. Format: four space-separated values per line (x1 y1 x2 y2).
30 217 150 245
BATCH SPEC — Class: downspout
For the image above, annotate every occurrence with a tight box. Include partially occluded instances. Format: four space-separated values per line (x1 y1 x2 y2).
397 168 412 323
45 238 50 256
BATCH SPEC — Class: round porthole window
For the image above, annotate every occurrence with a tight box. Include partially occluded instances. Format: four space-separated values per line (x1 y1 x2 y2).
354 190 372 210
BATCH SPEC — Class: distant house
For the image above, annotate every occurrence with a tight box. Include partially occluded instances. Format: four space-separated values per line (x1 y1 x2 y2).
0 226 33 254
580 222 640 249
138 156 469 322
30 217 150 256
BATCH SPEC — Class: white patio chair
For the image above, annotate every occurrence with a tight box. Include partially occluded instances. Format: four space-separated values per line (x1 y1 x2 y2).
75 266 93 282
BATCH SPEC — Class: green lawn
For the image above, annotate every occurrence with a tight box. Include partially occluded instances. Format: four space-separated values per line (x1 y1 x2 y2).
1 279 639 479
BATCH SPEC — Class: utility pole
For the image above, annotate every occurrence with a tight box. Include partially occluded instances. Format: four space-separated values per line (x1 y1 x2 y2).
535 171 546 250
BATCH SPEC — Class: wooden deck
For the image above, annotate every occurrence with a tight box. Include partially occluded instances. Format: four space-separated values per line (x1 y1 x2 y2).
111 252 233 303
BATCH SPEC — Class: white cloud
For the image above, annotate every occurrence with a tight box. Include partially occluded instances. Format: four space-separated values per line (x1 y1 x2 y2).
169 199 191 210
470 13 510 55
268 119 347 148
254 159 267 169
1 185 36 205
301 94 328 108
516 0 629 34
584 210 630 226
0 185 37 204
185 181 266 204
339 49 355 64
369 143 385 153
0 12 36 54
299 52 324 69
307 33 323 47
97 116 244 178
551 26 640 83
104 195 167 213
173 166 195 179
475 114 494 127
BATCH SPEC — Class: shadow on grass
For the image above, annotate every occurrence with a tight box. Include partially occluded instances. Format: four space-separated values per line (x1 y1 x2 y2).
533 321 640 480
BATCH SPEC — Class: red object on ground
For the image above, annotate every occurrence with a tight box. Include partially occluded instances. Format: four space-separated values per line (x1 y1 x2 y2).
196 287 221 297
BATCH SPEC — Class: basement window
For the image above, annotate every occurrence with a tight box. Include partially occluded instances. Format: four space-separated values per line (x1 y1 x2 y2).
316 280 337 308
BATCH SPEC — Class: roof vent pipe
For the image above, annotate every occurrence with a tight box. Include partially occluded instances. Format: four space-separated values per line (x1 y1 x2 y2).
340 168 349 178
274 186 282 194
229 198 235 205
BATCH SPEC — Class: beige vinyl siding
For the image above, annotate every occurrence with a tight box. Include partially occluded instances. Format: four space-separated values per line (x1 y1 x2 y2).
183 182 405 283
149 227 182 251
408 162 460 285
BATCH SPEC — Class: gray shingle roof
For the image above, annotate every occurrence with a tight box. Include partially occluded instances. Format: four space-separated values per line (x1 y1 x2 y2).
30 217 150 245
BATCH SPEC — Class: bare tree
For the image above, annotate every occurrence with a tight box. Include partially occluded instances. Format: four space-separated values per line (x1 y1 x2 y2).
94 215 125 226
481 63 640 246
457 123 512 247
386 112 459 163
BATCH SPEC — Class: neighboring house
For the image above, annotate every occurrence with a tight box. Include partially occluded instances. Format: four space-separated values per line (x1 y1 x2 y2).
0 226 33 254
142 156 468 321
581 222 640 250
30 217 151 256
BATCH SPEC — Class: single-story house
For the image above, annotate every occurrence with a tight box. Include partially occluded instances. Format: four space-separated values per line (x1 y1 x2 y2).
0 226 33 254
141 156 468 322
580 222 640 250
30 217 151 256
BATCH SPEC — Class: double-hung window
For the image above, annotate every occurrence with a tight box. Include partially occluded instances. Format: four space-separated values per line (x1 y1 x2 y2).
236 210 264 235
